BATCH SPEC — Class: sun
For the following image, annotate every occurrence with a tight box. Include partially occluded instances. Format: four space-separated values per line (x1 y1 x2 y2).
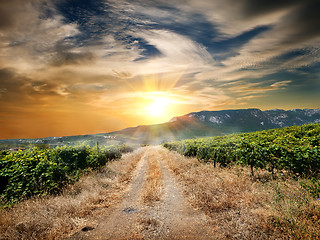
145 95 170 117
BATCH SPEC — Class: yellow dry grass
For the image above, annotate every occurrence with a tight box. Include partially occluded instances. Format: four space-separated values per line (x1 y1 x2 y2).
162 147 320 240
141 150 164 205
0 148 145 240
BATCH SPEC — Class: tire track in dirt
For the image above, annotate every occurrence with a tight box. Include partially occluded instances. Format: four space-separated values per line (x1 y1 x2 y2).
67 146 213 239
140 147 213 240
67 150 149 240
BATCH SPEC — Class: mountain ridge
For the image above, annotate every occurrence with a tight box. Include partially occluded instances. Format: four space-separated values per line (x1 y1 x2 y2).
110 108 320 144
1 108 319 146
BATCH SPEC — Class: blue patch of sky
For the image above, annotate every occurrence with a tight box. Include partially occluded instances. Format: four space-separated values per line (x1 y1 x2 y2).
112 34 162 61
54 0 162 59
293 62 320 92
125 5 271 62
295 62 320 75
54 0 114 47
133 39 162 61
272 49 310 62
231 55 320 99
211 26 270 61
53 1 271 62
259 68 320 93
55 0 106 24
240 48 319 77
39 2 56 20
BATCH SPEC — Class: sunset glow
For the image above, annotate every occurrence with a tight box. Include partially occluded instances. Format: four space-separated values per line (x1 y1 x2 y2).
145 95 170 118
0 0 319 139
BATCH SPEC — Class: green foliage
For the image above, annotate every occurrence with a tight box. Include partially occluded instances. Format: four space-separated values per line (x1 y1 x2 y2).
300 178 320 199
0 144 133 206
0 149 68 205
163 123 320 180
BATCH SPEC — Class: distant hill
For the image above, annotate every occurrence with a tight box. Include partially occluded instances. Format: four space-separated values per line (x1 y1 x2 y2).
110 108 320 144
1 108 319 147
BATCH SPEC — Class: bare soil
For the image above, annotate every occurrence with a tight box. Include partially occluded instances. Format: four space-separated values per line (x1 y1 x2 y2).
66 146 214 240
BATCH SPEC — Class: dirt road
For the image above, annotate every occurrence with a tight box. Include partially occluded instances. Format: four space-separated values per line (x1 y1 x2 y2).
67 146 213 239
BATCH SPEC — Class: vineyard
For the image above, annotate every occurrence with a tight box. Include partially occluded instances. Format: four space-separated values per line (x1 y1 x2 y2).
163 123 320 180
0 144 133 206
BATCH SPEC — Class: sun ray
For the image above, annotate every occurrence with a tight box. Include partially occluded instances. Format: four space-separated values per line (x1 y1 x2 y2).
146 95 170 117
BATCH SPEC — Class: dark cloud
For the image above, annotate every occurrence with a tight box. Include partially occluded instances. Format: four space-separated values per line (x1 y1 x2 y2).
0 0 29 30
51 50 95 66
224 0 320 44
282 0 320 43
0 68 36 111
0 68 62 107
0 0 47 30
239 0 301 18
0 4 15 30
0 68 28 95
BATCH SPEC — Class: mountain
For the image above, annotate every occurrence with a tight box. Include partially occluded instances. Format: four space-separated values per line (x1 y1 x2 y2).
111 108 320 144
180 108 320 132
1 108 319 147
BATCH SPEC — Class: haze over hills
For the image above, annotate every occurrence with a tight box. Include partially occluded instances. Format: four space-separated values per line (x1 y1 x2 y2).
112 108 320 144
1 108 320 147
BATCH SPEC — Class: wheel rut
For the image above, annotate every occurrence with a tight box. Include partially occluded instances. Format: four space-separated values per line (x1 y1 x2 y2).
67 146 213 239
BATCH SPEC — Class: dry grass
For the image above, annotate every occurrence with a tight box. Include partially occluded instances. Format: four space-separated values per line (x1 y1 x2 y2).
141 149 164 205
2 146 319 240
268 179 320 239
0 148 145 240
162 147 320 240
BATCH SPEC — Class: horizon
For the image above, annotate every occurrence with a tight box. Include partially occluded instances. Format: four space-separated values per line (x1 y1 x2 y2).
1 0 320 139
1 107 319 140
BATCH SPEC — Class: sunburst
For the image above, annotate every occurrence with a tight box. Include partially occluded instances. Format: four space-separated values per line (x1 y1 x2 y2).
145 95 170 117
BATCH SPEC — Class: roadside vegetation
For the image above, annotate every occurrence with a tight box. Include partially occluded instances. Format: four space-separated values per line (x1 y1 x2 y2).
163 123 320 239
163 123 320 179
1 123 319 239
0 148 144 240
0 144 133 206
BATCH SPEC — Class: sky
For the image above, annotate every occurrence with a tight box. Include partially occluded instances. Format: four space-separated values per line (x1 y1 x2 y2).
0 0 320 139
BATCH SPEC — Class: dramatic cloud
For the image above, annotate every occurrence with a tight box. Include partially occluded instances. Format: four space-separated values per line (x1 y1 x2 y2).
0 0 319 139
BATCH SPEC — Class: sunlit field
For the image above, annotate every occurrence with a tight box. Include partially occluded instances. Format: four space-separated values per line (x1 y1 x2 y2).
1 0 320 239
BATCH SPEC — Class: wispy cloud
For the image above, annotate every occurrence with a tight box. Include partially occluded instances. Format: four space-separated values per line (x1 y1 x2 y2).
0 0 319 138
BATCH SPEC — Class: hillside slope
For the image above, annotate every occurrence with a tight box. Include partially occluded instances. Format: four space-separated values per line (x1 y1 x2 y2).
1 108 319 146
111 108 320 143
